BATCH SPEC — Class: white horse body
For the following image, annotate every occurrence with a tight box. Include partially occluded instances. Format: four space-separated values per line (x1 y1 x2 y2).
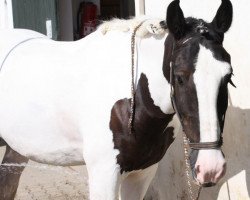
0 25 172 199
0 29 128 164
0 25 171 199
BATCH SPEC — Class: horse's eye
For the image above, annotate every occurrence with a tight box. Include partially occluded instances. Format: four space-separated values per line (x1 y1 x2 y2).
176 75 184 85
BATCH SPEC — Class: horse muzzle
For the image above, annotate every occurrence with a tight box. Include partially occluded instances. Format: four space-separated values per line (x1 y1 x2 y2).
192 168 217 187
190 149 226 187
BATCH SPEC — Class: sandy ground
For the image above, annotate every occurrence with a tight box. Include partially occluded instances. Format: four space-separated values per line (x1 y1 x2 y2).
0 147 90 200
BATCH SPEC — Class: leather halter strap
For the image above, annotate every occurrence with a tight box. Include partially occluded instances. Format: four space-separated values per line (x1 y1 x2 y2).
169 38 223 150
189 137 223 150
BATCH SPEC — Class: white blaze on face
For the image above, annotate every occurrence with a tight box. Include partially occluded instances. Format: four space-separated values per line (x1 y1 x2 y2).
194 45 231 143
193 45 231 184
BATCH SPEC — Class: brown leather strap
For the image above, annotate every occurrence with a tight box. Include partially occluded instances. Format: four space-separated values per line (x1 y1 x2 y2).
189 137 223 150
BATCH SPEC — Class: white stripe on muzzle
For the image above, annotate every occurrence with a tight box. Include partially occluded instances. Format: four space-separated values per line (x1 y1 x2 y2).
193 45 231 184
193 45 231 143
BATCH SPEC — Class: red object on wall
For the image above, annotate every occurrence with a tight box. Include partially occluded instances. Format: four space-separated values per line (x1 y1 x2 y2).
78 2 97 38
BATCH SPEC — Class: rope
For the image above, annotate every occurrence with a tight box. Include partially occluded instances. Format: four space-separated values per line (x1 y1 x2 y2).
128 20 202 199
128 21 146 134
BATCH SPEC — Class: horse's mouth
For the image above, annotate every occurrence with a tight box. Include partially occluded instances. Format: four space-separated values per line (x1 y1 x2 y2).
191 167 216 188
200 182 216 187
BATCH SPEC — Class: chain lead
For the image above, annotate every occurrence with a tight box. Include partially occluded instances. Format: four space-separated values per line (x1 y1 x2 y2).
182 132 202 200
128 21 146 134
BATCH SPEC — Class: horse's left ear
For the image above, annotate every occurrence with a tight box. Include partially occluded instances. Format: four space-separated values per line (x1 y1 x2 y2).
166 0 186 40
211 0 233 33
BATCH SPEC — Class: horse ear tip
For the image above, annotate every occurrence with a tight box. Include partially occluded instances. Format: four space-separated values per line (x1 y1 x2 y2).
174 0 180 5
169 0 180 7
222 0 233 8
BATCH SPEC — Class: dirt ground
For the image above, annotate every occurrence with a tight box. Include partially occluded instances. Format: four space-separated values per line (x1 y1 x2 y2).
0 147 90 200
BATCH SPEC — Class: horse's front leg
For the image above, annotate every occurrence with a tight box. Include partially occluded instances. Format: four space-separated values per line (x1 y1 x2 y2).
86 159 121 200
83 138 121 200
120 164 158 200
0 145 29 200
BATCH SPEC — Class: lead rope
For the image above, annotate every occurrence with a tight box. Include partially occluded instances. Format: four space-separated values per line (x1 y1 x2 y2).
182 132 202 200
128 21 146 134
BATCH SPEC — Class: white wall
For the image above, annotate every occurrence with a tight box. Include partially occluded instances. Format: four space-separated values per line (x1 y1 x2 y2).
0 0 13 29
140 0 250 199
135 0 145 16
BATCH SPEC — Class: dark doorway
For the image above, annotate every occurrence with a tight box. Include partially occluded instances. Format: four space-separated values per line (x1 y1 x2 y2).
11 0 135 41
12 0 58 40
100 0 135 20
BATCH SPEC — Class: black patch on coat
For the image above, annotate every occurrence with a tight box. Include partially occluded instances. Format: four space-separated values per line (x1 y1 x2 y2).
110 73 175 173
217 78 229 132
162 34 175 83
0 137 6 147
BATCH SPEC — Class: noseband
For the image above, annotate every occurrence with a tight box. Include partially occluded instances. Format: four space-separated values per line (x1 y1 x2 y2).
169 38 223 150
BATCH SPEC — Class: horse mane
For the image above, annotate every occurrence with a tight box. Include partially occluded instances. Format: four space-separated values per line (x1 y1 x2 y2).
99 17 168 38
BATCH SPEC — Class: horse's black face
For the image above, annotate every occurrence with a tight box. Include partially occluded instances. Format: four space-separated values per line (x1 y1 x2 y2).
164 0 233 186
171 38 200 143
171 37 232 143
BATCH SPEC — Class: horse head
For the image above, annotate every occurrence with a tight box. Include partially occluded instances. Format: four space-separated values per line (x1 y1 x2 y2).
163 0 233 187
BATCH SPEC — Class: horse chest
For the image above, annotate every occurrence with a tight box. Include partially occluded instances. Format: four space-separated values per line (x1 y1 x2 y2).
110 74 175 173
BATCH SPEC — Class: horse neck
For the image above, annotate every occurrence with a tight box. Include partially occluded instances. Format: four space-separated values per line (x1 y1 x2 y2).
132 72 175 137
136 34 174 115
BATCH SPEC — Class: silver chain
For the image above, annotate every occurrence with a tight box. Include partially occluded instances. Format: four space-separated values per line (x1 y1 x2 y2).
182 132 202 200
128 21 145 134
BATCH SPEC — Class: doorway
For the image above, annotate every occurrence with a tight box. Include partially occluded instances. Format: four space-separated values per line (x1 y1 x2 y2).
11 0 135 41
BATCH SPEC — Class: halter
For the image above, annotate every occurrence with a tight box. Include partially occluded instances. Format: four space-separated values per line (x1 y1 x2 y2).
169 38 224 150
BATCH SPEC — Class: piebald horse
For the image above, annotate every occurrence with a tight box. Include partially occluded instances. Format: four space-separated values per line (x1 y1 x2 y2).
0 0 233 199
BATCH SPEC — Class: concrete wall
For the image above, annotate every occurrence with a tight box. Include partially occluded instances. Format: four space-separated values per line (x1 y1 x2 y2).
141 0 250 199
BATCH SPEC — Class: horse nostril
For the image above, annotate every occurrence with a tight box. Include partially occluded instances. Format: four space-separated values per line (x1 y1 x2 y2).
195 165 200 175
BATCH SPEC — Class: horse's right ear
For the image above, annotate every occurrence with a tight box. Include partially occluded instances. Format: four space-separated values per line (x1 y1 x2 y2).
166 0 186 40
211 0 233 33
